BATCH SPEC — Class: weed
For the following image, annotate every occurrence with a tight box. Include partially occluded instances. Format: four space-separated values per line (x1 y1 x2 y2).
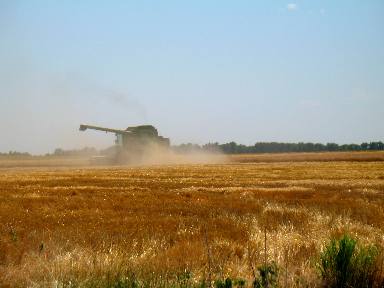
214 278 232 288
252 262 279 288
176 270 192 288
9 229 17 242
111 276 139 288
232 279 246 288
318 234 383 287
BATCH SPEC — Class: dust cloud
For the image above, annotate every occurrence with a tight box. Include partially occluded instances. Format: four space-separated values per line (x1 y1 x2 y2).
97 142 228 167
0 71 148 155
132 148 228 166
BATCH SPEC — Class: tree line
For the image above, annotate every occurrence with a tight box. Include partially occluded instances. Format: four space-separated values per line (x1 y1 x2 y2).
0 151 31 156
173 141 384 154
2 141 383 156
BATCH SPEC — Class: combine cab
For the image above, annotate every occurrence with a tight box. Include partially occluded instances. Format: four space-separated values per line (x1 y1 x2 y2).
79 124 170 164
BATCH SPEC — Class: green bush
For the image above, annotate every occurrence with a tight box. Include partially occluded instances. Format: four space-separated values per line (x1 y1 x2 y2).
253 262 278 288
214 278 232 288
214 278 246 288
318 234 383 287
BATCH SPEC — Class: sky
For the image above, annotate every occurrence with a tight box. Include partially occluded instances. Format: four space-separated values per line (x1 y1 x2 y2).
0 0 383 154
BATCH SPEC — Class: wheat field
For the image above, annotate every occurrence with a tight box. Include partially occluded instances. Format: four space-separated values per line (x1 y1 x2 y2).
0 152 383 287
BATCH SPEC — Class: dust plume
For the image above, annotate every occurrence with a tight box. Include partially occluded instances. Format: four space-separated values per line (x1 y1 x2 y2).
0 70 148 154
108 142 228 166
135 146 228 166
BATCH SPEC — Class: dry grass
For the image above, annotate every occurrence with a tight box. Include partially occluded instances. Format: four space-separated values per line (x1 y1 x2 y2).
0 152 384 287
229 151 384 163
0 156 89 168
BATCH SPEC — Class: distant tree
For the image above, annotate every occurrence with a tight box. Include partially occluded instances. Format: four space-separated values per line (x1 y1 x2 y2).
172 140 384 154
326 143 339 151
54 148 65 155
368 141 384 151
52 147 97 156
361 143 369 150
8 151 31 156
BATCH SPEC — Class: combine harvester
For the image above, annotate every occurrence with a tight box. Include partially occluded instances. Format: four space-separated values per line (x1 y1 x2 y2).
79 124 170 164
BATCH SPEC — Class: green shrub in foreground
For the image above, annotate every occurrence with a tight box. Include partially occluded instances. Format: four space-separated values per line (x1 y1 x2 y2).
318 234 383 288
253 262 278 288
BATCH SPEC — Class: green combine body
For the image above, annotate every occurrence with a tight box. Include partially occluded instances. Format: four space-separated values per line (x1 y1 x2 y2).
79 124 170 164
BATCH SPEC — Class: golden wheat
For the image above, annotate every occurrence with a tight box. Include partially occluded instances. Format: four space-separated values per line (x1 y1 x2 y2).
0 153 383 287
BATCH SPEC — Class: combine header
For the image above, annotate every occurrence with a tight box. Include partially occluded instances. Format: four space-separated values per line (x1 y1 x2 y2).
79 124 170 164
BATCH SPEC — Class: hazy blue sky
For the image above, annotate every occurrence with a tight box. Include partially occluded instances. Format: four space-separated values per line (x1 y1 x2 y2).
1 1 383 154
